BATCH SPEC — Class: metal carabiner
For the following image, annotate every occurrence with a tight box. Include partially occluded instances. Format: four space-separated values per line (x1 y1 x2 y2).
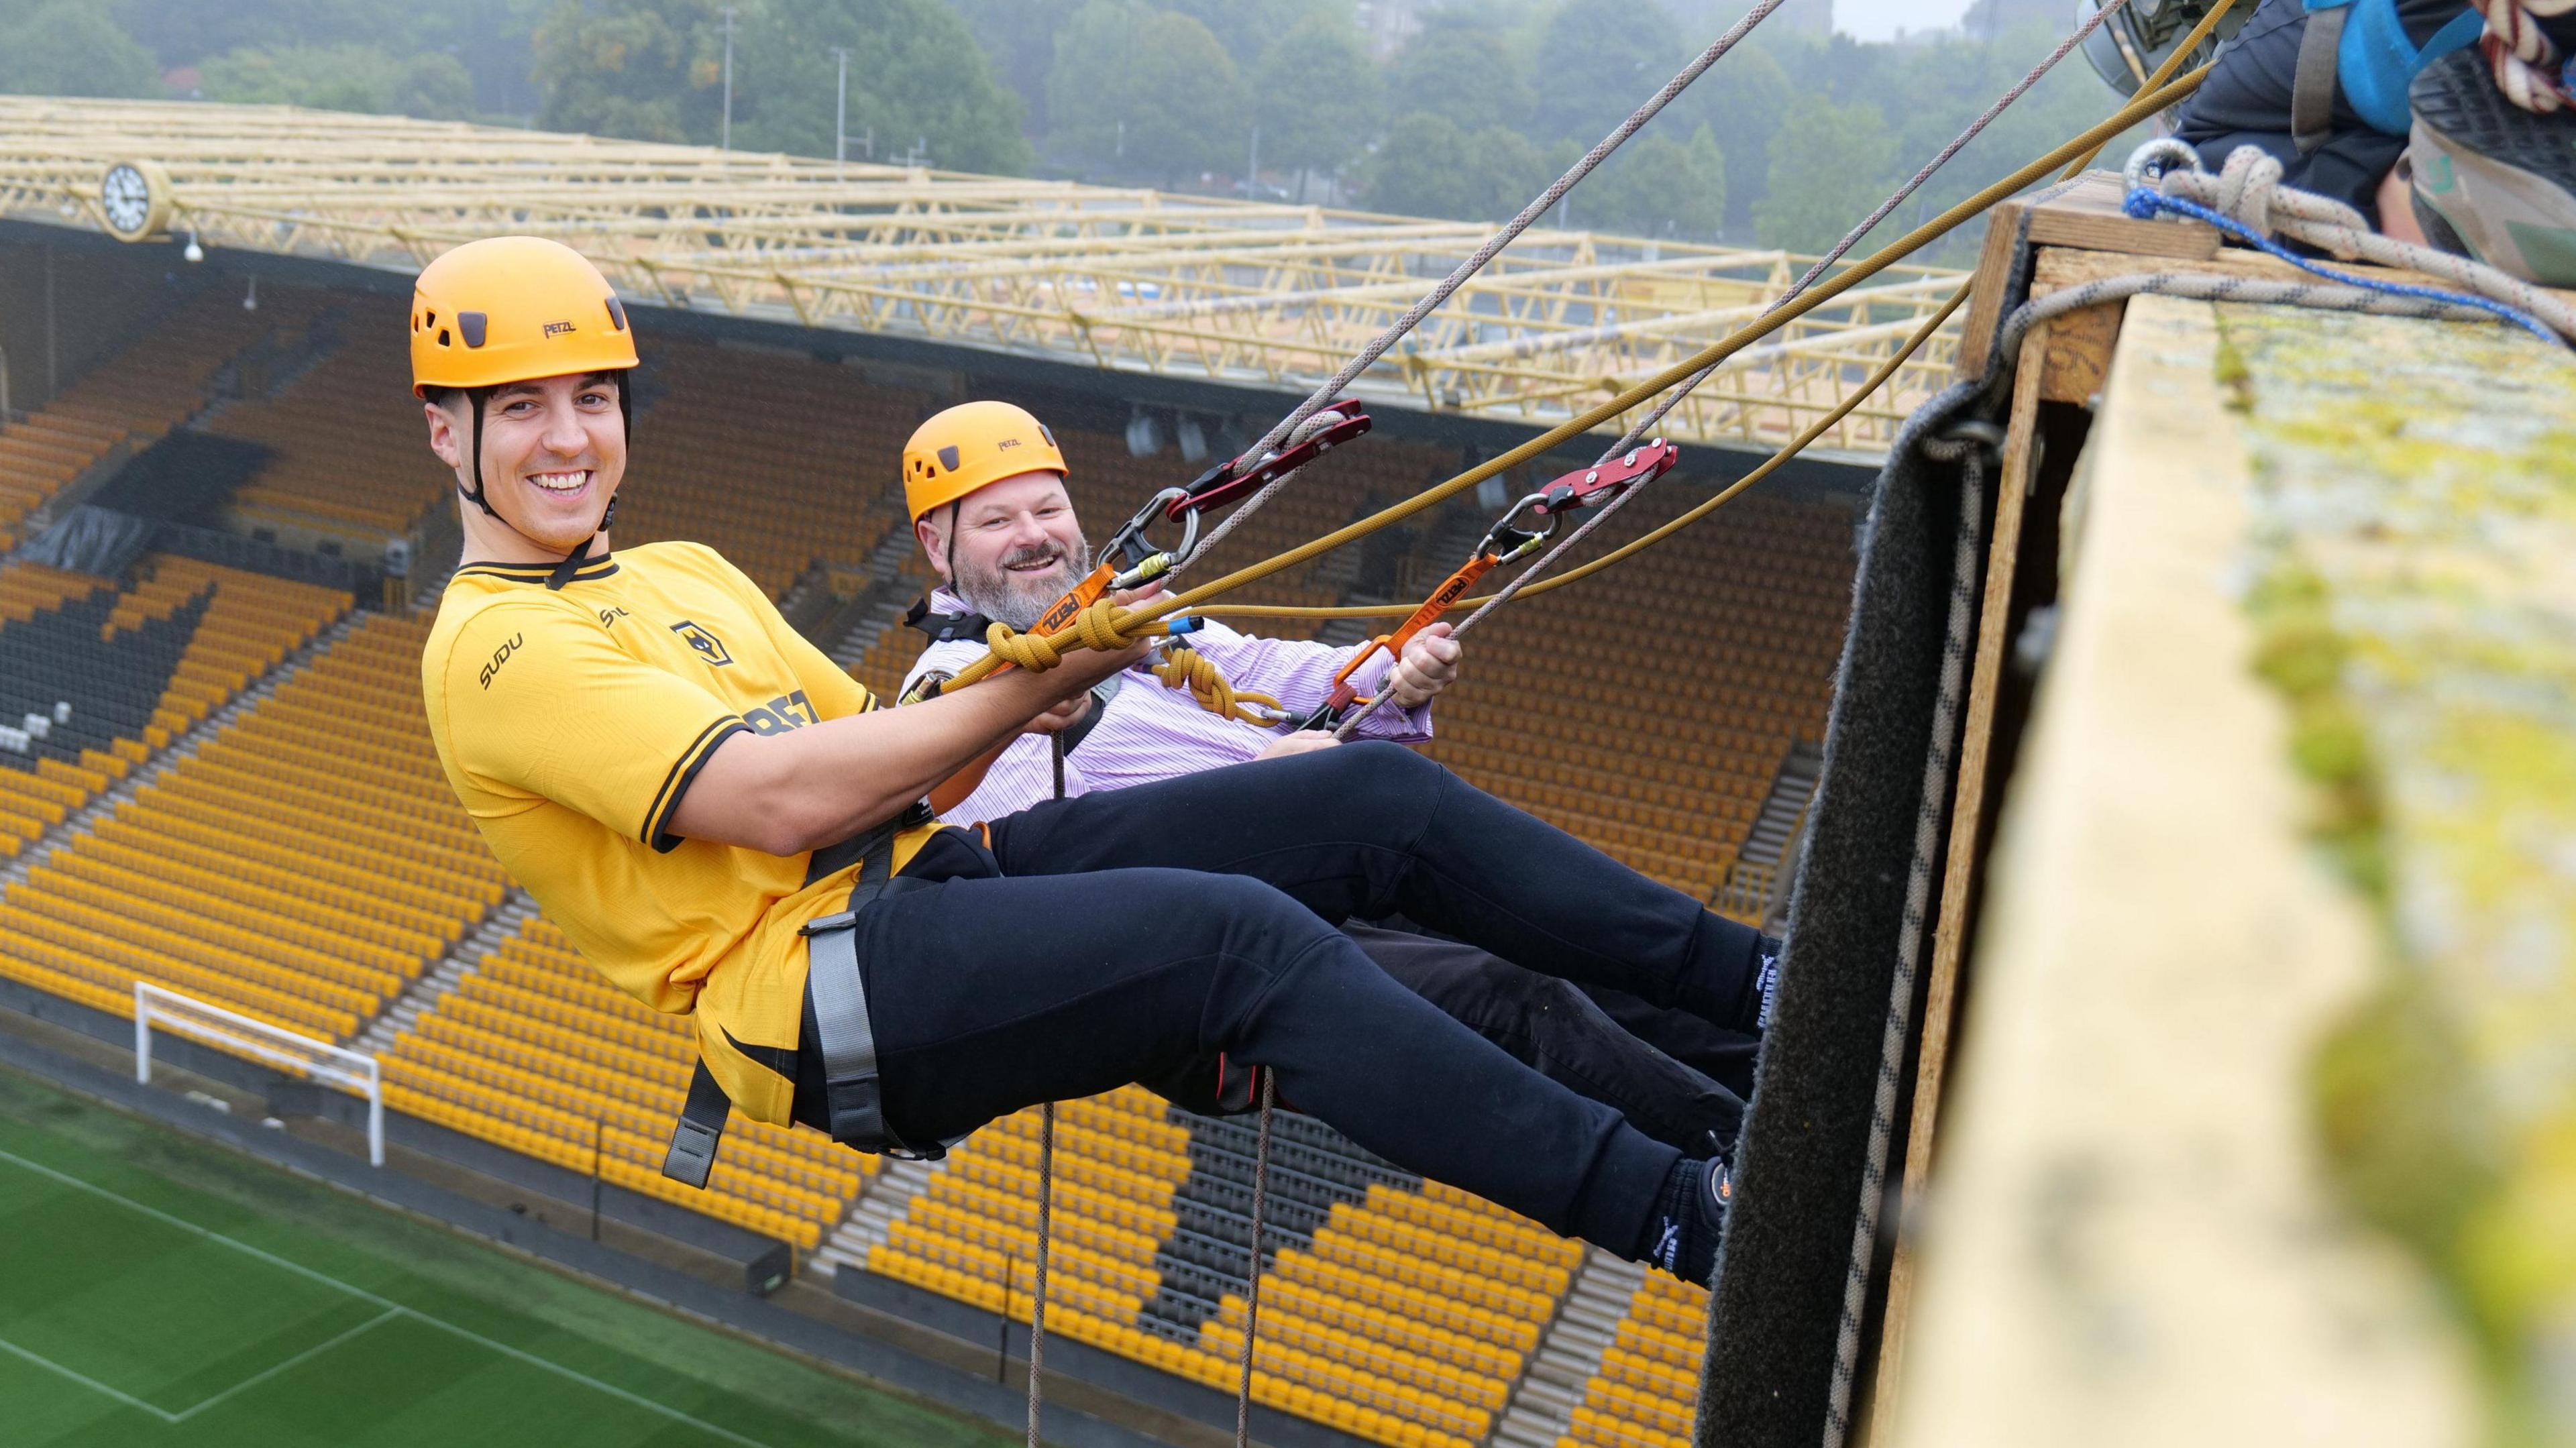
1477 493 1560 566
1102 486 1198 585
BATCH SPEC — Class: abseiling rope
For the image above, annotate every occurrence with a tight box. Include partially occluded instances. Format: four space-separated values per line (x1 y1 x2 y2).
949 66 2211 693
1316 1 2139 736
1232 0 2238 634
1597 0 2135 461
1177 0 1791 573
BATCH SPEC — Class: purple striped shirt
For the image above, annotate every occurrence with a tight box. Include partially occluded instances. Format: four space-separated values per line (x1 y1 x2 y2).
905 587 1434 824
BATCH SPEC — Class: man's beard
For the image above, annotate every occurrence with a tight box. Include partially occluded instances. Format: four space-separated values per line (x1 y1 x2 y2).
951 531 1093 630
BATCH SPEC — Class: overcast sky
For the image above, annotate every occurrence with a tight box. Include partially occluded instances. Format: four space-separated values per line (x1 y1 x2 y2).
1834 0 1979 40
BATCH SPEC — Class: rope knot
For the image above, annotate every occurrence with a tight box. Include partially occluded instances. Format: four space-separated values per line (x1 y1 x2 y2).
983 597 1157 673
1071 597 1132 652
1152 645 1286 726
2210 145 2285 240
983 619 1064 671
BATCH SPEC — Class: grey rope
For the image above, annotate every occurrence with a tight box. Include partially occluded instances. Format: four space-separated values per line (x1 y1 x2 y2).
2130 139 2576 340
1821 422 1990 1448
1233 1070 1276 1448
1177 0 1789 575
1607 0 2130 457
2002 267 2522 363
1027 734 1069 1448
1330 5 2125 739
1027 1099 1055 1448
1393 237 2542 749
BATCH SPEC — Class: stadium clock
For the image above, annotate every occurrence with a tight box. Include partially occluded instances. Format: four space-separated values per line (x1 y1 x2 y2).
99 160 172 242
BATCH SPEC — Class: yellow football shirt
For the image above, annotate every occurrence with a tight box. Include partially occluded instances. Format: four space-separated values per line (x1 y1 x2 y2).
422 540 943 1125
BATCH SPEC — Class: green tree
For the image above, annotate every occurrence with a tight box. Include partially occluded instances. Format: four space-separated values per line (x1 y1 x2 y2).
1046 2 1246 184
1578 124 1725 239
1361 109 1545 223
1667 38 1790 235
1753 93 1897 252
200 44 475 119
1160 0 1345 68
949 0 1071 135
117 0 546 115
1529 0 1680 145
532 0 731 145
1387 26 1531 135
729 0 1031 174
0 0 161 97
1251 13 1381 195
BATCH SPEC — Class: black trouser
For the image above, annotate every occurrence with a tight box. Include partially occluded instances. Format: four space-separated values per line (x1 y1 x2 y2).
1338 924 1748 1156
792 742 1768 1256
1083 920 1752 1158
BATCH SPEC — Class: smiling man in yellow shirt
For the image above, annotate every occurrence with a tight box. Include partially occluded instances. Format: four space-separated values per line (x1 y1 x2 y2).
415 237 1768 1284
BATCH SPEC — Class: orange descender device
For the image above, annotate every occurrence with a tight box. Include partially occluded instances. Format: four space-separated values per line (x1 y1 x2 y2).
1293 439 1678 731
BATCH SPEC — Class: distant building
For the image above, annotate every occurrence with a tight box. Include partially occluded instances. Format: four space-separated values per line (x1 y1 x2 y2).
1354 0 1428 60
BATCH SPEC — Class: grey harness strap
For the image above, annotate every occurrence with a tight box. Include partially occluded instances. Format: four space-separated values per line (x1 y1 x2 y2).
662 803 930 1187
2292 3 2349 155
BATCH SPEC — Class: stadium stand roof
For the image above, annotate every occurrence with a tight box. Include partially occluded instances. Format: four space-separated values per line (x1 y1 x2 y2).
0 97 1963 463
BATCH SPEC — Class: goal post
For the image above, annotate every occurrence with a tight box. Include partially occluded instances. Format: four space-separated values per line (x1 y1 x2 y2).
135 983 384 1166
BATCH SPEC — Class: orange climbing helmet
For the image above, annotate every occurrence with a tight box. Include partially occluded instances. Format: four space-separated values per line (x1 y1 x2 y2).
410 236 638 396
903 400 1067 521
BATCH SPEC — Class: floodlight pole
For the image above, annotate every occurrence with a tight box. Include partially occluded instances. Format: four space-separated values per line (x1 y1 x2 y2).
720 6 739 151
832 46 853 165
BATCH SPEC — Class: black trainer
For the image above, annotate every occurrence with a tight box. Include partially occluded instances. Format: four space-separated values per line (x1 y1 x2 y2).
1647 1155 1735 1284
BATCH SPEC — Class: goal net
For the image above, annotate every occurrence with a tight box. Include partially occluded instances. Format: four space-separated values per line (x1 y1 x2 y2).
134 983 384 1166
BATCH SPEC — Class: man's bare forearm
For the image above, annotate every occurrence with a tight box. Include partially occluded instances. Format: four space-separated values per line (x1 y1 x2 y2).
671 668 1077 853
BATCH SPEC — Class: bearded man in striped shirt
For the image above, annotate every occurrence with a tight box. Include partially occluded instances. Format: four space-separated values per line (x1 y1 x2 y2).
898 402 1773 1162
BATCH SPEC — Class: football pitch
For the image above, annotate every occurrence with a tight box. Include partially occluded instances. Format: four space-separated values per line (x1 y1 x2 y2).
0 1067 1014 1448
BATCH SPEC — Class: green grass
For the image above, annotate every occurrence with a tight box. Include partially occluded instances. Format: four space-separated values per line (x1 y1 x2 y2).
0 1066 1016 1448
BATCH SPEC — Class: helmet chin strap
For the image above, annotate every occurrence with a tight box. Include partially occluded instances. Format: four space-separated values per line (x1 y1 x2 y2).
458 380 633 591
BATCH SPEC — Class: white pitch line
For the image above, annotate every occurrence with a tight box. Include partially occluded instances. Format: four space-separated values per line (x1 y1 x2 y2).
170 1306 400 1422
0 1333 180 1423
0 1148 782 1448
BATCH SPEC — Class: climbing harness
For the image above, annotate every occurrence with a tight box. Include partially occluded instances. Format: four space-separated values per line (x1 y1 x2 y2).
1303 441 1680 735
662 802 944 1188
768 34 2255 1448
2285 0 2484 144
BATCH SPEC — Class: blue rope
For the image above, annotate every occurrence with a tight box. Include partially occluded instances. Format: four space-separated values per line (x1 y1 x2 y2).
2121 186 2563 345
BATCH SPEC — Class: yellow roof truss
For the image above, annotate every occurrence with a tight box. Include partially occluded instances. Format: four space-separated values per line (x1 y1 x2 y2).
0 97 1966 462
